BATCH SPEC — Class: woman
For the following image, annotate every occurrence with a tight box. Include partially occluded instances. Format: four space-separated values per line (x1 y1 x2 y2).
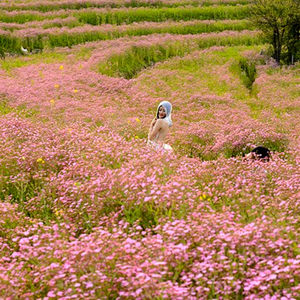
147 101 173 151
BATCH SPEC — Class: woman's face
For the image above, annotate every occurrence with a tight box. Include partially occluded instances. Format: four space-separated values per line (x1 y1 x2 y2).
158 106 166 119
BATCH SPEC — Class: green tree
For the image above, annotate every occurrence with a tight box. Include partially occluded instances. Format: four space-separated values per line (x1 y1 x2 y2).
285 10 300 64
250 0 300 64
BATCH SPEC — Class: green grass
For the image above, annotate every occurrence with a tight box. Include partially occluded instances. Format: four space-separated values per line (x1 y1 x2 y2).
0 99 39 118
238 57 257 90
0 5 254 56
0 12 70 24
123 200 190 230
0 51 67 72
47 20 253 48
0 169 57 224
1 19 253 55
139 44 265 96
98 32 262 79
0 34 44 55
0 5 251 24
74 46 94 60
0 33 22 55
75 5 251 26
0 0 252 12
98 41 190 79
0 44 94 72
0 99 14 115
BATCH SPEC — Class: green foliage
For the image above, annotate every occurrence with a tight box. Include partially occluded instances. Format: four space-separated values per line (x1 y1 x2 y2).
175 134 217 161
0 34 21 56
1 52 67 72
75 5 251 25
238 57 257 91
250 0 300 64
99 41 190 79
284 18 300 64
123 202 160 229
223 135 288 158
0 47 5 59
0 100 14 115
98 34 262 79
2 19 253 55
0 4 254 56
0 0 253 12
197 33 262 49
21 35 44 53
48 31 109 48
122 199 189 230
0 5 251 25
0 172 56 223
0 21 250 53
0 99 39 117
0 12 69 24
47 20 252 48
2 178 39 205
0 34 43 56
256 136 289 153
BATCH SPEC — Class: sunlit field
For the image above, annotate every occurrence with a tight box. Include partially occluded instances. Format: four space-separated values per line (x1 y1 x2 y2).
0 0 299 298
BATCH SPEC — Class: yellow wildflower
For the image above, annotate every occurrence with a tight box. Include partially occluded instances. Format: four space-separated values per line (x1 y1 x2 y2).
134 135 139 139
50 99 55 105
54 84 60 89
199 194 208 201
54 209 64 217
21 156 26 160
135 118 141 123
36 158 45 164
59 65 64 70
73 89 78 93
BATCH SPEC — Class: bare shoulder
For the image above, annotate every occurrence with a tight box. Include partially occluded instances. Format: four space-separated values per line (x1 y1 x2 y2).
156 119 168 127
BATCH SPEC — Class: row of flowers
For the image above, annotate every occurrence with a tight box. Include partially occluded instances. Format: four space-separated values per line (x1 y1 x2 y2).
0 4 251 25
0 0 252 12
0 20 255 53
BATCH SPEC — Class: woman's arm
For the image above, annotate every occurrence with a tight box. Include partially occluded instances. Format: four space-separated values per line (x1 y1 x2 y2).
151 117 157 128
149 119 164 141
148 118 157 139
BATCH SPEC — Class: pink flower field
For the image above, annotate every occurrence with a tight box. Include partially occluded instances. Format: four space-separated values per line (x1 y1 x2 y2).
0 1 299 299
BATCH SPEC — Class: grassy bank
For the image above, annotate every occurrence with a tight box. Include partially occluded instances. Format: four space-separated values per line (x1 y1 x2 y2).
98 31 262 79
0 0 252 12
0 20 254 55
0 5 251 24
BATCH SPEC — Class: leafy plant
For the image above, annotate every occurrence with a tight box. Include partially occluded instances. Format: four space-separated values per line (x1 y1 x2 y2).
238 57 257 91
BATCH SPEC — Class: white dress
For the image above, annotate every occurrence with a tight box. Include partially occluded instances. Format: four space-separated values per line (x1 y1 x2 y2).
147 140 173 152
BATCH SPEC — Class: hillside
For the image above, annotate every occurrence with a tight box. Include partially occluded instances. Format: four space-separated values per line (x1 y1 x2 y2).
0 0 299 298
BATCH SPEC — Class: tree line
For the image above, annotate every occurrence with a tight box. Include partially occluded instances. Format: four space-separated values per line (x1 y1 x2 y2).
251 0 300 64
